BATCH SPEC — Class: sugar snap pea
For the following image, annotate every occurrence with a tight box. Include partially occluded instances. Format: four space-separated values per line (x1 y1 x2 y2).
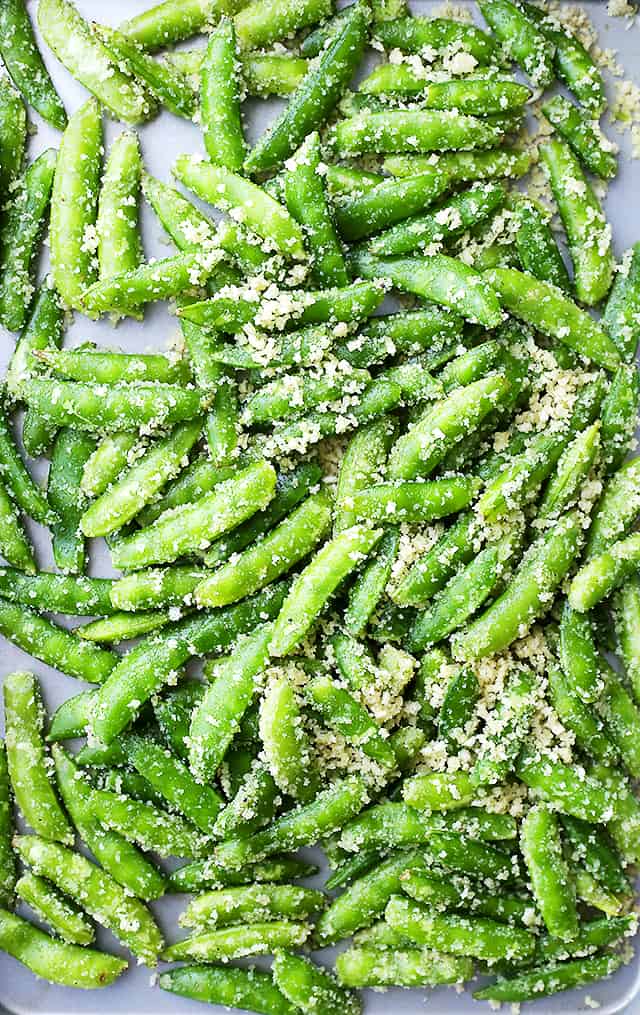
538 421 600 520
474 953 622 1003
604 242 640 362
180 884 325 930
0 395 54 526
569 532 640 612
521 1 605 113
96 131 143 295
373 17 497 63
160 964 298 1015
48 428 95 574
0 603 116 684
336 945 473 989
16 872 94 946
521 803 578 941
512 197 571 293
200 18 245 169
333 110 504 158
543 95 617 179
0 0 66 129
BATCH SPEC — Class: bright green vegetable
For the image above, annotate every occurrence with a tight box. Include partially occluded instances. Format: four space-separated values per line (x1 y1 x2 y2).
16 872 94 946
200 18 245 169
48 428 95 574
160 964 298 1015
96 131 143 294
604 242 640 362
521 804 578 940
259 674 319 802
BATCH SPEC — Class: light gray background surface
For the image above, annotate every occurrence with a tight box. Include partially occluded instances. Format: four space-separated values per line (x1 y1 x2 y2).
0 1 639 1012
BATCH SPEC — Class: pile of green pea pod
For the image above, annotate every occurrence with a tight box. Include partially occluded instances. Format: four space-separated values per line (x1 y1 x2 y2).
0 0 639 1010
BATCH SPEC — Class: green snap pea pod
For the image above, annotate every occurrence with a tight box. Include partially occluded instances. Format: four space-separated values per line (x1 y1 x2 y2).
96 132 142 305
269 525 383 657
188 623 273 781
402 771 475 813
325 851 382 892
81 434 142 500
180 320 238 467
245 1 369 174
96 768 166 809
600 668 640 778
16 872 94 946
548 665 616 765
478 0 553 86
592 764 640 863
181 885 325 930
516 747 613 823
152 680 204 761
350 477 479 527
243 368 370 426
306 674 397 771
479 432 568 519
111 459 276 570
421 809 518 843
48 99 101 310
335 417 396 532
331 632 377 692
0 149 57 332
80 252 211 317
39 348 189 386
174 155 305 260
614 577 640 703
561 816 630 895
520 804 578 941
604 242 640 362
370 181 506 258
168 855 318 893
333 110 504 158
235 0 331 49
4 671 72 845
345 528 400 636
78 612 170 643
0 907 126 988
0 397 52 526
0 0 66 129
120 0 226 50
587 456 640 556
325 164 385 197
543 95 617 179
362 71 529 112
334 168 452 243
160 964 297 1015
241 53 309 96
436 668 480 752
337 308 462 371
402 871 530 924
0 77 25 194
214 776 369 872
384 148 531 182
0 571 112 616
536 915 635 964
542 140 614 306
16 835 163 965
0 600 117 683
0 743 15 906
569 532 640 612
38 0 153 122
107 563 206 610
521 1 605 113
386 895 536 962
213 760 280 840
259 674 319 803
0 483 35 572
284 132 347 286
373 17 497 62
48 428 95 574
200 18 245 169
487 268 620 370
353 251 503 328
574 868 627 916
600 364 639 474
390 512 477 609
273 951 361 1015
97 25 196 120
538 422 601 520
453 512 582 660
388 373 509 480
86 584 288 747
336 945 473 989
512 197 571 293
559 601 600 703
473 953 623 1003
80 419 202 538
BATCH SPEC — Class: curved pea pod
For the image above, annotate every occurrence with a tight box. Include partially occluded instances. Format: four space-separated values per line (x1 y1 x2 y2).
168 855 318 894
161 964 297 1014
120 0 222 50
604 242 640 362
333 109 504 159
0 483 34 572
0 907 126 988
538 422 600 520
0 0 66 129
403 771 475 814
574 868 628 917
337 944 472 989
543 95 617 180
478 0 553 86
78 611 169 643
15 835 163 965
244 2 369 174
614 577 640 704
213 761 280 841
520 804 578 941
384 147 531 183
0 77 25 192
38 0 153 123
96 131 142 301
373 16 497 62
0 396 55 526
234 0 331 50
80 252 211 317
40 348 189 386
436 667 480 752
48 428 95 575
181 885 325 932
488 267 620 371
16 872 94 946
516 747 614 823
600 364 639 474
474 952 623 1003
599 668 640 779
559 602 601 703
388 373 510 480
214 776 369 872
241 53 309 97
591 764 640 863
548 666 615 765
110 565 206 612
284 132 348 287
345 528 399 636
197 18 244 167
164 919 313 962
306 674 397 772
386 895 536 962
273 951 361 1015
334 167 452 243
350 477 479 527
569 532 640 612
335 417 396 532
561 815 630 895
587 456 640 557
512 197 571 293
390 511 477 608
541 140 614 306
401 870 529 923
260 674 319 803
110 459 276 570
521 1 605 113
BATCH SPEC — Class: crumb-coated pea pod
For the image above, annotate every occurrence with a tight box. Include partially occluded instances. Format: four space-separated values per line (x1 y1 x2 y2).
587 456 640 557
614 577 640 703
561 816 630 895
350 477 479 527
325 163 384 196
241 53 309 97
180 885 326 930
111 459 276 570
487 268 620 371
401 870 531 924
200 18 245 169
543 95 617 180
0 907 126 988
306 674 397 772
180 320 238 467
0 743 15 907
388 373 510 480
174 155 306 260
333 110 504 159
111 565 208 612
243 368 369 426
345 528 400 636
0 149 57 332
516 748 614 823
0 396 53 526
80 419 202 538
259 674 319 803
0 571 114 616
604 243 640 362
214 776 369 872
120 0 226 50
538 914 635 963
38 348 190 386
372 17 496 62
38 0 153 123
16 872 94 946
269 525 383 657
188 624 273 781
336 945 473 989
78 611 170 643
0 482 35 573
335 417 396 532
0 0 66 129
352 251 503 328
0 600 117 682
599 667 640 779
436 668 479 753
559 601 601 703
15 835 163 965
284 132 347 287
245 1 368 174
521 803 578 941
168 855 318 893
538 422 601 520
474 952 623 1003
273 951 361 1015
383 148 531 182
542 140 614 306
600 364 639 474
569 532 640 612
390 512 477 608
213 760 280 840
4 672 72 845
386 895 536 961
478 0 553 86
575 867 627 916
453 512 582 660
80 252 211 317
48 99 101 310
235 0 331 50
52 746 166 901
96 131 142 296
48 428 95 574
335 306 463 370
0 78 25 193
334 168 452 244
512 197 571 294
81 433 142 498
548 665 616 765
362 70 529 111
402 771 475 813
86 584 288 747
160 964 298 1015
592 764 640 863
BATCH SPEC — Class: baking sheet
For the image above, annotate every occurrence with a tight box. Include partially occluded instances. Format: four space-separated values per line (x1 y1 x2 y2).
1 1 640 1012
